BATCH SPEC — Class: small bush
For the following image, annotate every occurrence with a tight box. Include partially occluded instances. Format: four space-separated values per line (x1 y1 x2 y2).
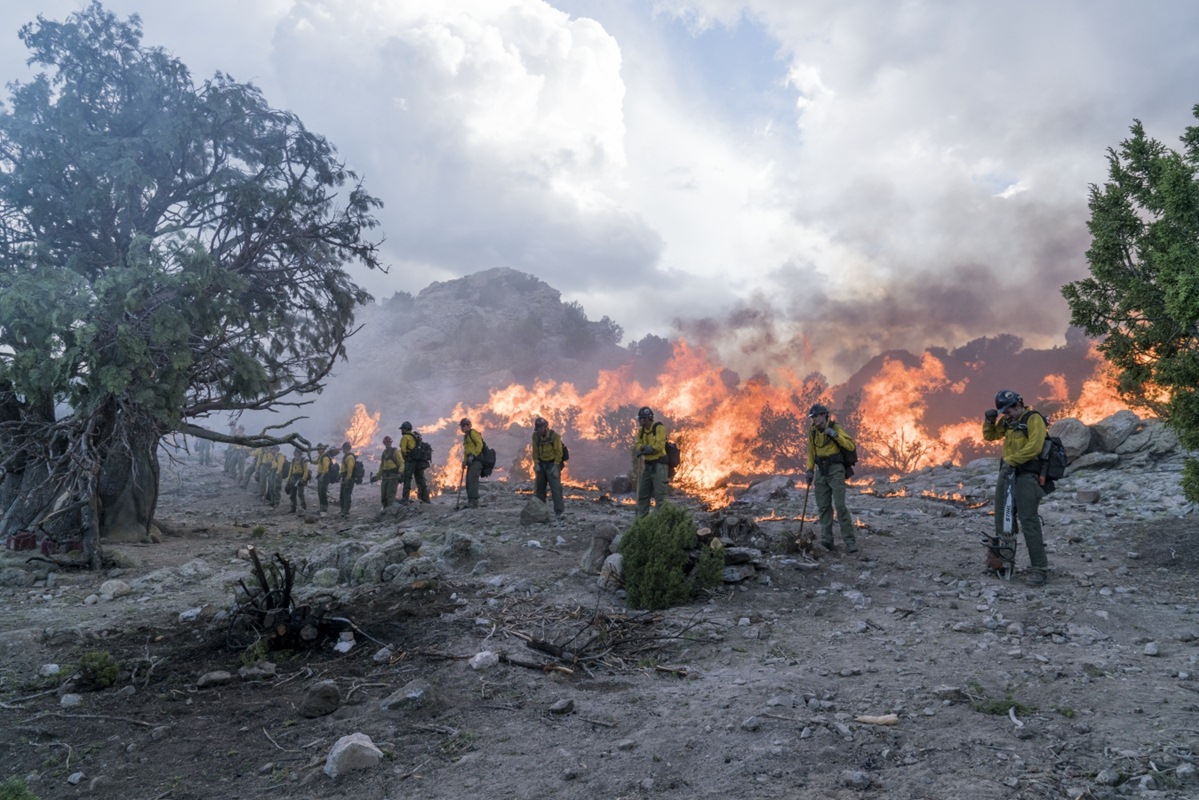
75 649 118 691
0 778 39 800
620 503 722 610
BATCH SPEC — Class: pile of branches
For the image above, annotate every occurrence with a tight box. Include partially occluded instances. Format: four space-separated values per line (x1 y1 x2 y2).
225 546 351 652
482 596 710 677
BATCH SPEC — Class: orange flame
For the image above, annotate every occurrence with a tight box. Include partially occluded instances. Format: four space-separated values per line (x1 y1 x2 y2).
344 404 380 453
338 336 1141 509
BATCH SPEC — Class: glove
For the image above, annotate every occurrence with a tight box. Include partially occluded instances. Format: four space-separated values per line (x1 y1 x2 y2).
467 455 475 464
805 470 813 487
639 445 654 455
984 409 998 424
824 426 837 438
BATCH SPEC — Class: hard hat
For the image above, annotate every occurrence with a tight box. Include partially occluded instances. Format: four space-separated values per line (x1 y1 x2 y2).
459 418 471 428
637 406 654 420
994 390 1021 411
400 421 413 432
341 441 351 450
383 436 392 445
534 416 548 430
808 403 829 417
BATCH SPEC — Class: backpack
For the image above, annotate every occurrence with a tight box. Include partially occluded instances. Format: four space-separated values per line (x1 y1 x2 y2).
351 457 365 484
1031 413 1068 481
561 442 569 463
653 423 682 479
479 442 497 478
327 459 340 483
835 440 858 477
411 434 433 466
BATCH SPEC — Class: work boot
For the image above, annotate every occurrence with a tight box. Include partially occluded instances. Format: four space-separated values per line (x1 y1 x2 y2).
1024 569 1047 587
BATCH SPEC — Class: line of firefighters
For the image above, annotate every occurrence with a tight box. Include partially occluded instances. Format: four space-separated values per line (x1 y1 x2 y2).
222 422 432 518
215 410 661 522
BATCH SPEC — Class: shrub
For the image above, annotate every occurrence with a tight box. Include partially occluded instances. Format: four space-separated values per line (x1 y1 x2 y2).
0 778 39 800
75 649 118 691
619 503 722 610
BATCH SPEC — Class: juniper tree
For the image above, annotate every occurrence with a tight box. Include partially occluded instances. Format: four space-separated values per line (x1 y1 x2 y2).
1062 107 1199 501
0 3 382 563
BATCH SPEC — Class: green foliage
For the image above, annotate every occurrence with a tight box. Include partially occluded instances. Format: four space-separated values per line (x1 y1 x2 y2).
0 2 383 545
966 681 1035 717
0 778 40 800
619 503 722 610
1062 106 1199 501
75 649 118 690
0 1 380 427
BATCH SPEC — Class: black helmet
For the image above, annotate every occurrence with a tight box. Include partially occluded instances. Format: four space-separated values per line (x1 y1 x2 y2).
637 406 654 421
808 403 829 418
534 416 548 430
459 418 471 428
400 421 412 432
994 390 1021 411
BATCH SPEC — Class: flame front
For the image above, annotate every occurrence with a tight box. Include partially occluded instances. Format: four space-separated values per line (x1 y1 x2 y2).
417 335 1136 508
344 403 380 453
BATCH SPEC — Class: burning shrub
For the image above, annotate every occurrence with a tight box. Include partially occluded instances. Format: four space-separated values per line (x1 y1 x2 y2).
619 503 723 610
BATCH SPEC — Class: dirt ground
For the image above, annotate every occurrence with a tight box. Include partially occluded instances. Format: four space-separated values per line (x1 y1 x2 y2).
2 456 1198 800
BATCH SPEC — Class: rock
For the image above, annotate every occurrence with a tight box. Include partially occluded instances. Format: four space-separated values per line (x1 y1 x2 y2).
312 567 340 587
442 530 482 561
598 553 623 591
178 607 203 622
1066 452 1120 473
1090 410 1140 452
238 662 277 681
196 671 234 688
60 693 82 707
469 651 499 670
299 680 341 718
380 678 433 714
520 497 553 525
548 698 574 714
580 524 619 574
0 567 34 588
1051 418 1092 460
722 564 758 583
323 732 383 778
98 579 132 600
1075 489 1101 504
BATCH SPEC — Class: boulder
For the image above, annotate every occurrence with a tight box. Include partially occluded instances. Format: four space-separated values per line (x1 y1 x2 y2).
1090 410 1140 452
520 497 552 525
580 523 619 574
323 732 383 778
1050 418 1091 461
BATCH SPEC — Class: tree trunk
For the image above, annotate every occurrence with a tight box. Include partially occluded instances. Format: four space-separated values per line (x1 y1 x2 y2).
0 397 162 563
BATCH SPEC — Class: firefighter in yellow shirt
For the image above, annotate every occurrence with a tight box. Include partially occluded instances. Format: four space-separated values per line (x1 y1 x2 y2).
378 435 402 508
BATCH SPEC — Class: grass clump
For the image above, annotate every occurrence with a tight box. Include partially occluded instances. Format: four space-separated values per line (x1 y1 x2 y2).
0 777 40 800
966 681 1035 716
619 503 723 610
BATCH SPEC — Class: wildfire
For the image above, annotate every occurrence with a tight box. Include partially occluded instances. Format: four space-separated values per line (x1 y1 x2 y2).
337 334 1139 510
344 404 380 453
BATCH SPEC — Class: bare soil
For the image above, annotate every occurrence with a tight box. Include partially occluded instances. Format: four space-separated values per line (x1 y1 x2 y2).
2 459 1197 800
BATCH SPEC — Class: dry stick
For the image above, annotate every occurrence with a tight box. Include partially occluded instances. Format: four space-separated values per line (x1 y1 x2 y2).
262 727 303 753
22 711 155 728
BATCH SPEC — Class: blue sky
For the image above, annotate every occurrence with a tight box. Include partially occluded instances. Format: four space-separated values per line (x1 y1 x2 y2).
2 1 1196 383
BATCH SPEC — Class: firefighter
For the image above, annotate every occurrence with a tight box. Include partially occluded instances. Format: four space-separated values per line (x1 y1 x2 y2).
315 444 337 514
532 416 565 522
378 435 402 508
339 441 358 518
459 418 483 508
983 389 1050 585
805 403 858 555
634 406 668 517
399 421 430 504
286 446 310 513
